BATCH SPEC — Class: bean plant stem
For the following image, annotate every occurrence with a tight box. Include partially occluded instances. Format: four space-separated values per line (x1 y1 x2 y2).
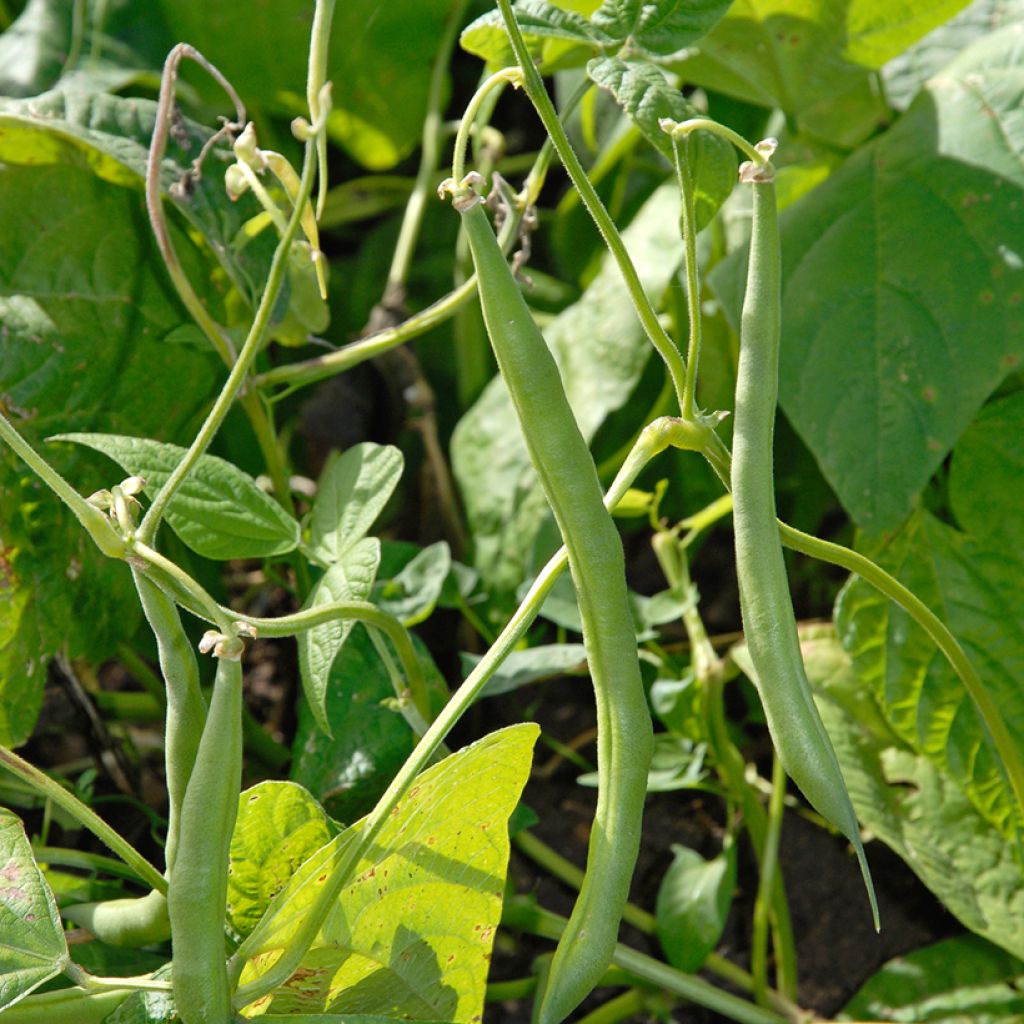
32 845 149 883
502 899 791 1024
575 989 648 1024
63 964 171 994
672 135 702 421
387 0 471 294
306 0 336 219
495 0 688 409
0 746 165 893
138 137 318 544
751 755 787 1006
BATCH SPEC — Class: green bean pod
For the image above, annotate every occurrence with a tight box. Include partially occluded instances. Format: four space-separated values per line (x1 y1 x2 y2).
731 168 877 925
64 572 207 947
169 654 243 1023
461 198 653 1024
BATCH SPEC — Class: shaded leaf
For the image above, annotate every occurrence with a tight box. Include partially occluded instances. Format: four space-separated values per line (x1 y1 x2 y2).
590 0 732 60
298 538 382 737
671 0 971 118
239 725 539 1021
836 512 1024 838
53 434 300 560
710 24 1024 528
0 0 71 98
0 810 68 1011
309 444 404 566
461 643 587 699
157 0 457 170
586 56 736 229
949 390 1024 546
292 627 448 824
452 183 682 592
101 963 175 1023
373 542 451 628
841 934 1024 1023
805 623 1024 957
656 842 736 973
227 781 337 939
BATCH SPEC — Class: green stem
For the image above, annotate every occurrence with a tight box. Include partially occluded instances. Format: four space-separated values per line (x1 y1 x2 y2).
0 747 165 893
229 419 680 1005
451 68 520 185
503 899 791 1024
575 989 648 1024
663 117 765 166
306 0 337 219
495 0 687 409
63 964 171 994
779 520 1024 834
116 644 166 707
752 755 787 1007
0 413 125 558
387 0 471 292
138 138 317 543
32 845 148 883
0 988 128 1024
672 134 702 421
131 541 231 630
486 977 538 1001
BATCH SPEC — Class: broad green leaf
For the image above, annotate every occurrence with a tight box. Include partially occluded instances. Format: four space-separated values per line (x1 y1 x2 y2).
883 0 1024 111
461 643 587 699
53 434 300 560
841 934 1024 1023
452 183 682 592
586 56 736 229
228 781 336 938
460 1 613 72
655 842 736 973
239 724 539 1021
292 627 448 824
308 444 404 566
806 624 1024 959
836 512 1024 838
710 24 1024 528
0 160 218 740
156 0 456 170
298 539 383 737
670 0 971 118
373 542 451 628
589 0 733 59
949 391 1024 545
0 88 272 304
0 809 68 1011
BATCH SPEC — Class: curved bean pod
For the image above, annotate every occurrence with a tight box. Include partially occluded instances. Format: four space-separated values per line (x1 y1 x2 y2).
460 196 653 1024
731 161 877 926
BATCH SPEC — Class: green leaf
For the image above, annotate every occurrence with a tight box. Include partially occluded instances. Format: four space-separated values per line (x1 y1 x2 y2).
156 0 458 170
586 56 736 229
239 724 539 1020
841 934 1024 1023
949 391 1024 546
227 781 337 939
649 672 701 736
460 1 612 72
298 539 383 737
260 1017 457 1023
0 809 68 1011
589 0 733 60
670 0 971 118
804 623 1024 957
373 542 451 628
655 842 736 973
710 24 1024 529
882 0 1024 111
460 643 587 699
836 512 1024 838
52 434 300 560
452 183 682 592
292 627 448 824
308 444 404 566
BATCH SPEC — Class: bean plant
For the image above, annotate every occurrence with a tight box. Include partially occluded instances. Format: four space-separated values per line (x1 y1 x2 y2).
1 1 1023 1023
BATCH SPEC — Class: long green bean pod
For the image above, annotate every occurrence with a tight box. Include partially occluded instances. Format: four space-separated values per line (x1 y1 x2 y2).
169 653 243 1023
731 155 877 926
458 193 653 1024
63 572 207 947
